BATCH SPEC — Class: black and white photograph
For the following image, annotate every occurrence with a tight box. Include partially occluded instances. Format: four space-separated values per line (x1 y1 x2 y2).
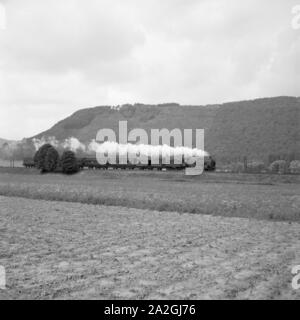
0 0 300 304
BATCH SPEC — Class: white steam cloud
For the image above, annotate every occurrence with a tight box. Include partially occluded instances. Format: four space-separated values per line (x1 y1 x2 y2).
32 136 60 150
62 137 86 152
31 136 209 162
88 140 208 163
32 136 86 152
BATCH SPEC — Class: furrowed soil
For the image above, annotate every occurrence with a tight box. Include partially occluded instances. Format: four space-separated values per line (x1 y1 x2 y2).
0 196 299 300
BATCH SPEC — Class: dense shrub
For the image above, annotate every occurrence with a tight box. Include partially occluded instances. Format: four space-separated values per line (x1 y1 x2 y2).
44 147 59 172
269 160 288 174
34 144 57 173
289 160 300 174
61 150 79 174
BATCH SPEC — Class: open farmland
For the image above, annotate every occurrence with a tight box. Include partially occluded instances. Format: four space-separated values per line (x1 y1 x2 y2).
0 170 299 300
0 196 299 300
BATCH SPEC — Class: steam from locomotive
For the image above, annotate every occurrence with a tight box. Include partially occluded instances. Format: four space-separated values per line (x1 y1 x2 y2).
29 136 216 172
33 136 208 162
88 140 208 164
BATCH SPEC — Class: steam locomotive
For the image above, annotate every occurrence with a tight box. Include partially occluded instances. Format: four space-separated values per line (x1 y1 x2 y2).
23 155 216 171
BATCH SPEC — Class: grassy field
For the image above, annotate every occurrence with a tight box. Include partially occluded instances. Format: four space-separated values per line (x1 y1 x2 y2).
0 169 299 221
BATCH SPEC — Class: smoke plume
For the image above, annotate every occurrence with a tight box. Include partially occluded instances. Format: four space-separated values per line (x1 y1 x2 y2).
88 140 208 163
31 137 209 163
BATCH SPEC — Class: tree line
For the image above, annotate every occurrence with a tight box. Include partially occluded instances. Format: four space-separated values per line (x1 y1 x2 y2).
34 144 79 174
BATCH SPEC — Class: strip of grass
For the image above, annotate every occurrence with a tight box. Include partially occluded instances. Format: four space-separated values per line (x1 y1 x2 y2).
1 167 300 184
0 178 299 222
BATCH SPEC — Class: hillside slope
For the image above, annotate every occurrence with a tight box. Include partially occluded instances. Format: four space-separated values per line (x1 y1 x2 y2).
33 97 300 163
207 97 300 162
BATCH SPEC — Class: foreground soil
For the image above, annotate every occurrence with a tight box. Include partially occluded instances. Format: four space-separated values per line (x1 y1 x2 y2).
0 196 299 300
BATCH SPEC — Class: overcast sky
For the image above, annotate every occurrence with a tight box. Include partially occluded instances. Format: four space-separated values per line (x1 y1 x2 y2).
0 0 299 140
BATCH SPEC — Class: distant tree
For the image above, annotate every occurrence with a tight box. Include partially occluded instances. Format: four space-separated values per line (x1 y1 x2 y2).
44 147 59 172
13 142 26 160
1 142 11 160
21 139 36 159
289 160 300 174
61 150 78 174
269 160 288 174
35 144 57 173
